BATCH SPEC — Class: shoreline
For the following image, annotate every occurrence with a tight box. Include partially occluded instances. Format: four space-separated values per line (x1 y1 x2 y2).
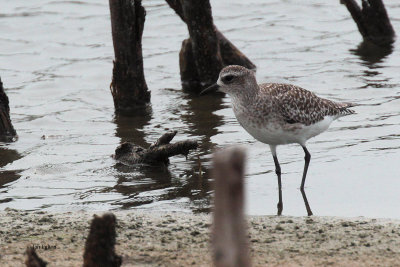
1 208 400 266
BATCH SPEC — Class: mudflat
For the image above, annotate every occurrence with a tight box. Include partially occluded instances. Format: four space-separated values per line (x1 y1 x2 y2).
1 208 400 266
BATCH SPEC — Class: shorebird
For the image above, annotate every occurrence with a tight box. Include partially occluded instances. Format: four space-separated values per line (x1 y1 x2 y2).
201 65 355 216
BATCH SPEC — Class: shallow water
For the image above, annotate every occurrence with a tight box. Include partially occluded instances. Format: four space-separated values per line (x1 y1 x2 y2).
1 0 400 218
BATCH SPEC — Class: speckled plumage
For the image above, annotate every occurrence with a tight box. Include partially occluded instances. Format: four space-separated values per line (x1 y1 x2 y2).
208 65 357 215
216 65 355 146
261 83 355 125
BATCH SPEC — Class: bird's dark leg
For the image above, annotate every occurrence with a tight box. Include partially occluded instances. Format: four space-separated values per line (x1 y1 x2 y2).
300 188 313 216
300 146 311 189
271 146 283 215
301 146 313 216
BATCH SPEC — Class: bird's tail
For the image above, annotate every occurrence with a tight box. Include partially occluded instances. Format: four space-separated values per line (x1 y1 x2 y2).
337 102 357 116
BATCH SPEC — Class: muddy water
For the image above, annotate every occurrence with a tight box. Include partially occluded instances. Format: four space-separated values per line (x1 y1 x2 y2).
0 0 399 217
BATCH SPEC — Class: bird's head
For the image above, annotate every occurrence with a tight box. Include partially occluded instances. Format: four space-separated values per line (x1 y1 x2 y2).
200 65 257 97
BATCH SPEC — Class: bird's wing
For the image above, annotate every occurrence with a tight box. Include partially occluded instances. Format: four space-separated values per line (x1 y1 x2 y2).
261 83 354 125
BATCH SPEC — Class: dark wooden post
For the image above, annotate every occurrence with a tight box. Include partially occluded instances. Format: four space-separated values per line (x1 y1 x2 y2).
341 0 395 46
0 77 17 142
83 213 122 267
181 0 224 88
212 147 251 267
179 39 201 90
166 0 255 70
109 0 150 114
166 0 256 92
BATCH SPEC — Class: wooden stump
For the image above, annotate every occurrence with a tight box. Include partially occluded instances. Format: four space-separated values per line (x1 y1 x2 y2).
0 77 17 142
166 0 256 92
212 147 251 267
181 0 224 89
179 39 201 91
109 0 150 114
83 213 122 267
341 0 395 46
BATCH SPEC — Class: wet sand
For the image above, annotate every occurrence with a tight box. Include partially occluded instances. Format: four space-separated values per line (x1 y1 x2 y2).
1 208 400 266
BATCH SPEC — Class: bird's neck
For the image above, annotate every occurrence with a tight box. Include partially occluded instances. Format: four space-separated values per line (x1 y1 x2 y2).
231 88 259 120
231 85 259 106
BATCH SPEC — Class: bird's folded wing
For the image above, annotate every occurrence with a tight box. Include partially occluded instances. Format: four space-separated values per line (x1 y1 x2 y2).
274 84 347 126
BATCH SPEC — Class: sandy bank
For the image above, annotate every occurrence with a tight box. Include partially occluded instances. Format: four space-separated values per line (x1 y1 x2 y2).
1 209 400 266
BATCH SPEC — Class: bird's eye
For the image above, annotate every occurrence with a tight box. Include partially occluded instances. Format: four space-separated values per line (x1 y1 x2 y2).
222 75 235 83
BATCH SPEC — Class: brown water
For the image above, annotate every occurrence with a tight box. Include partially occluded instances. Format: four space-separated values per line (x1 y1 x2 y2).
1 0 400 217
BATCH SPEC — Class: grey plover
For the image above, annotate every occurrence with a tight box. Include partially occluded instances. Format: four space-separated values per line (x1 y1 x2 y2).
201 65 355 216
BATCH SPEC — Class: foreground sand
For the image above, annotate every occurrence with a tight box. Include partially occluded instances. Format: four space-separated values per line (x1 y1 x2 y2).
1 208 400 266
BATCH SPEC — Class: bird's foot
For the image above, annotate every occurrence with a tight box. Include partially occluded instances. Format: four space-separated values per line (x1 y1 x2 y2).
277 202 283 216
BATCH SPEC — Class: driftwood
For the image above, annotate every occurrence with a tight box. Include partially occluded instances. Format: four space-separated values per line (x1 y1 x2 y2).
166 0 256 92
25 247 47 267
83 213 122 267
114 131 198 165
109 0 150 114
0 77 17 142
212 147 251 267
341 0 395 46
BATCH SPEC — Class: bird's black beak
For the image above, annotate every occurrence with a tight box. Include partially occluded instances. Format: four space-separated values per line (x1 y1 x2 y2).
200 83 220 95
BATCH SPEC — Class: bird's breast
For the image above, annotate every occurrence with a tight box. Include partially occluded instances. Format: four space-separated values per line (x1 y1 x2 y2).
232 99 310 145
232 102 288 145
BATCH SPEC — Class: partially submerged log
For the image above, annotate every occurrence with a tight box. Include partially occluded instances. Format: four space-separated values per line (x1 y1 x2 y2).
109 0 150 114
83 213 122 267
212 147 251 267
341 0 395 46
114 131 198 165
166 0 256 92
0 77 17 142
25 247 47 267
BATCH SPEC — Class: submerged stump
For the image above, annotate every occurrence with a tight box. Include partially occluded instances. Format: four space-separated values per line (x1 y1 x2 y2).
0 77 17 142
181 0 224 89
114 131 198 165
109 0 150 114
341 0 395 46
166 0 256 92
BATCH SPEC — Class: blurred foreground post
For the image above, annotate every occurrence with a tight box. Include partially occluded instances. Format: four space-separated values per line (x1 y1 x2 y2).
83 213 122 267
341 0 395 46
212 147 251 267
109 0 150 114
0 77 17 142
166 0 256 92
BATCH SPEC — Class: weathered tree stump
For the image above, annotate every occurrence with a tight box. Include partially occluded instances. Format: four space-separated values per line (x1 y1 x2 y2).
114 131 198 165
25 247 47 267
179 39 201 91
181 0 224 89
0 77 17 142
341 0 395 46
166 0 256 92
109 0 150 114
212 147 251 267
83 213 122 267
